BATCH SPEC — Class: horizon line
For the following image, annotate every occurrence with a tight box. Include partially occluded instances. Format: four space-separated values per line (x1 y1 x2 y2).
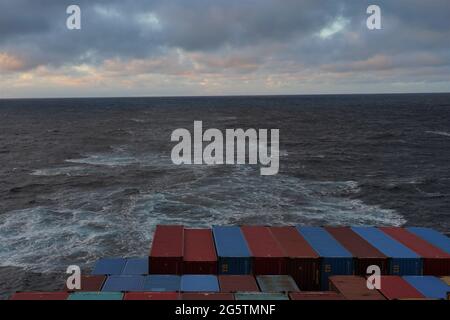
1 91 450 100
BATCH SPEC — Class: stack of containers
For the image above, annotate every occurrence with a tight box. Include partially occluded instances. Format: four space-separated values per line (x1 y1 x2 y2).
328 276 385 300
403 276 450 300
212 226 252 274
351 227 422 275
407 227 450 255
183 229 217 274
218 275 260 293
377 276 425 300
380 227 450 275
241 226 286 275
149 225 184 274
325 227 388 275
296 227 354 290
270 226 321 290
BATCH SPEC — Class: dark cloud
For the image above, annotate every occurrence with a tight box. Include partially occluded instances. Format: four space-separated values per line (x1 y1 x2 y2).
0 0 449 95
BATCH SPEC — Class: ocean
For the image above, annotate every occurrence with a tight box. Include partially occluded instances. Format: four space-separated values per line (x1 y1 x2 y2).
0 93 449 298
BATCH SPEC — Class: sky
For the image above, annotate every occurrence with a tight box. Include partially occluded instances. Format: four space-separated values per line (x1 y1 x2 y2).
1 0 450 98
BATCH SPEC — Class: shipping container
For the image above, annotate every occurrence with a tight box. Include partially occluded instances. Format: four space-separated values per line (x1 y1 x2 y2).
296 227 353 290
377 276 424 300
325 227 388 275
403 276 450 300
10 292 69 300
143 275 181 292
289 292 345 300
124 292 180 300
234 292 289 300
181 275 219 292
329 276 385 300
122 258 149 275
181 293 234 300
91 258 126 275
102 275 145 292
149 225 184 275
241 226 286 275
68 292 123 300
351 227 422 275
407 227 450 255
65 275 106 292
183 229 217 274
212 226 252 275
380 227 450 276
270 226 320 290
256 275 300 293
218 275 259 293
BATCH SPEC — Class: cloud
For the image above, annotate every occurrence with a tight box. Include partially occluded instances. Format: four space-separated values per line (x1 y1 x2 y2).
0 0 449 97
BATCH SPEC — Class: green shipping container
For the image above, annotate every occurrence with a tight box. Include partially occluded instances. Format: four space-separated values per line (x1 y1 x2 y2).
68 292 123 300
234 292 289 300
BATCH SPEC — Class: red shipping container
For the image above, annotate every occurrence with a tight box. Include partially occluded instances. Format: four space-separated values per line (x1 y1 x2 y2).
380 227 450 276
124 292 180 300
241 226 286 275
183 229 217 274
10 292 69 300
270 226 320 290
181 293 234 300
325 227 388 275
377 276 424 300
64 275 106 292
149 225 184 274
218 275 259 293
329 276 386 300
289 292 345 300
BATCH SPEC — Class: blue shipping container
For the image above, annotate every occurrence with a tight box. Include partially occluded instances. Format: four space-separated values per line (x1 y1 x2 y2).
143 275 181 292
352 227 422 275
122 258 149 275
296 227 353 290
92 258 126 275
68 292 123 300
212 226 252 275
181 275 219 292
403 276 450 299
102 275 145 292
407 227 450 255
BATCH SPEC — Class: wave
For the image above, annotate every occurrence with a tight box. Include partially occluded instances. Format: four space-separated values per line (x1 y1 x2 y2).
0 165 405 272
426 131 450 137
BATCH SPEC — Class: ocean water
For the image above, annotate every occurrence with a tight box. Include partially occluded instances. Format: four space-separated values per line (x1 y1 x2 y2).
0 94 449 298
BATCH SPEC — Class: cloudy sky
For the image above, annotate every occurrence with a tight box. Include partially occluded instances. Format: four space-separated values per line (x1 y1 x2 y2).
1 0 450 98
